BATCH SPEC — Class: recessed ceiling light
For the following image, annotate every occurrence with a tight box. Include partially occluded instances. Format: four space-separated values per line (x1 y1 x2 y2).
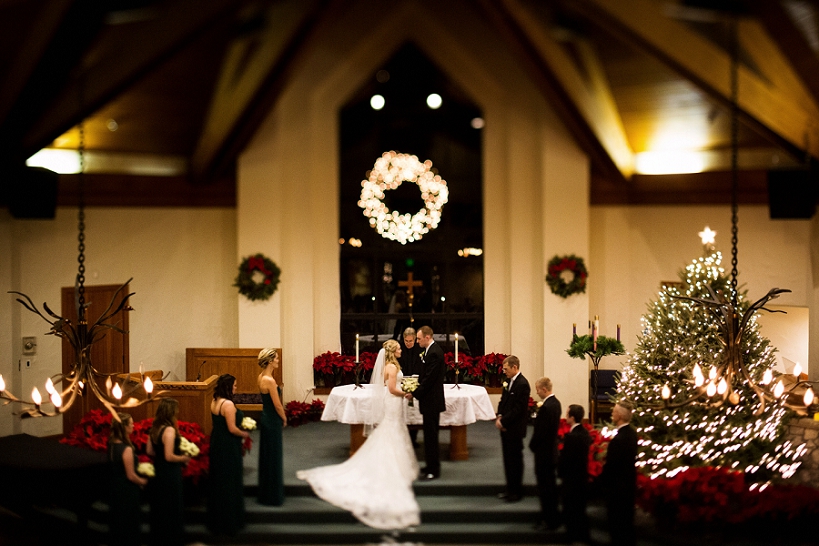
426 93 442 109
370 95 385 110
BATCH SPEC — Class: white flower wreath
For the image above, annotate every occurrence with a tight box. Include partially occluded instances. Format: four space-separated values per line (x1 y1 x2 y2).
358 151 449 244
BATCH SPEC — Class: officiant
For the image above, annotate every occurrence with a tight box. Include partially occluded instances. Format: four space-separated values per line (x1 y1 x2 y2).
398 327 423 447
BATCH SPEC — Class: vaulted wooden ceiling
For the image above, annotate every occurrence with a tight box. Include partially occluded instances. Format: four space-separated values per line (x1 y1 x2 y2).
2 0 818 211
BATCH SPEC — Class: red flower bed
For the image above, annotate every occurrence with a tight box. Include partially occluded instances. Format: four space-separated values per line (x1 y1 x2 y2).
61 409 211 484
285 398 325 427
476 352 506 375
637 466 819 524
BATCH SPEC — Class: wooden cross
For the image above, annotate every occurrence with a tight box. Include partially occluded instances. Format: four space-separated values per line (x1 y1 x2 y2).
398 272 423 324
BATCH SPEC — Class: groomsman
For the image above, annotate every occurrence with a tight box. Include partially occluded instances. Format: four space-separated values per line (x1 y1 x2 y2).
529 376 561 528
495 356 530 502
409 325 445 480
601 401 638 546
398 327 423 447
558 404 592 544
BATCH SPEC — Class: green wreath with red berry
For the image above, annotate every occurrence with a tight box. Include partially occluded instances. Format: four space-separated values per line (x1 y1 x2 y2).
546 254 588 298
234 253 281 301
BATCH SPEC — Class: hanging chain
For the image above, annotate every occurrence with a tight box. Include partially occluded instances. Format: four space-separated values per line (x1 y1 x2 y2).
77 119 86 322
729 16 739 303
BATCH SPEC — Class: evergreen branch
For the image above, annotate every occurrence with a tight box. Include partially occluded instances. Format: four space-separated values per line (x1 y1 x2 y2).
567 334 625 360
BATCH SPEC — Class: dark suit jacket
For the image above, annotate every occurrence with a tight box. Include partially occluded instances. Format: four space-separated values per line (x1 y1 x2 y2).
558 424 592 486
600 423 638 497
529 394 561 463
398 342 423 377
412 340 445 415
497 373 530 438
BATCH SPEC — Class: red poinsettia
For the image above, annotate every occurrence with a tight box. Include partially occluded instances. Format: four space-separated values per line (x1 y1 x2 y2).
62 409 212 484
476 353 507 375
285 398 325 427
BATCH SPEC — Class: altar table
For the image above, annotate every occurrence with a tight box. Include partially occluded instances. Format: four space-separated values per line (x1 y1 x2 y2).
321 383 495 460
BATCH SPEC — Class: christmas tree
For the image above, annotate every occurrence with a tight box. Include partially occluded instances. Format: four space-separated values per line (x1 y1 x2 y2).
617 249 806 482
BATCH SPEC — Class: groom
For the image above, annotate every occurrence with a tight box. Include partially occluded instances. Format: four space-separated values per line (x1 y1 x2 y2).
408 325 445 480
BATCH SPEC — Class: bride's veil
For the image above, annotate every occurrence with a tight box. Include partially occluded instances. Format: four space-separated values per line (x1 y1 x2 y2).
363 347 387 436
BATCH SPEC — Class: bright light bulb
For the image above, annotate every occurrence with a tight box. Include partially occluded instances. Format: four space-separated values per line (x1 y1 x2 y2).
762 369 773 385
112 383 123 400
51 392 62 408
426 93 442 109
717 378 728 395
695 374 704 387
773 380 785 398
144 376 154 394
793 362 803 377
0 374 5 391
709 366 717 380
32 387 42 405
804 388 815 406
662 384 671 400
370 95 385 110
706 382 717 397
45 378 55 395
693 363 703 378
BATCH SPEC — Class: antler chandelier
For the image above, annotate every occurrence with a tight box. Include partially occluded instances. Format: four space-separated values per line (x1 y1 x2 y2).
1 122 162 418
659 16 815 416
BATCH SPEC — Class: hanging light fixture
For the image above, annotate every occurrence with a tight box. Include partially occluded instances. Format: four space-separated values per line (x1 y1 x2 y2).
2 117 165 419
658 14 816 416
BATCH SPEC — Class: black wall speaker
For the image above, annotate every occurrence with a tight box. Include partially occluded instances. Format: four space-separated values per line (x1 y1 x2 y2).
767 168 816 219
8 167 58 219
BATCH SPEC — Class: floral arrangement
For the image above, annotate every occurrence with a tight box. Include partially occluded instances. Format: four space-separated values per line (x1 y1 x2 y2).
313 351 377 386
241 416 257 430
179 436 200 457
285 399 325 427
234 253 281 302
546 254 588 298
137 462 155 477
402 376 419 406
636 466 819 525
61 409 211 483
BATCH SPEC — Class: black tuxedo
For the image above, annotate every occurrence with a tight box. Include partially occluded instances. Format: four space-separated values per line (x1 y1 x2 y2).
412 340 445 476
528 394 560 526
558 424 592 542
601 424 638 546
496 373 530 497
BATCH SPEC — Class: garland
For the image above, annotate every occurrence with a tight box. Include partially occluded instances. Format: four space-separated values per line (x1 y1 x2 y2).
546 254 588 298
234 253 281 301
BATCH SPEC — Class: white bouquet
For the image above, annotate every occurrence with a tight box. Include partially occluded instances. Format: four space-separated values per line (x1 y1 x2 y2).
137 462 155 477
179 436 200 457
402 376 419 407
241 416 257 431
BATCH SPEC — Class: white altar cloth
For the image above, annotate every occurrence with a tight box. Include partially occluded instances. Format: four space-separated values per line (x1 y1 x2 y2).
321 383 495 426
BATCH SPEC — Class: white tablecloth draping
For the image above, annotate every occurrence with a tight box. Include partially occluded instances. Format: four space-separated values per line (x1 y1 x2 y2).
321 383 495 426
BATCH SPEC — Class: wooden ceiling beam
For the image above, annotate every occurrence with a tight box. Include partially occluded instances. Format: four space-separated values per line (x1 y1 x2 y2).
0 0 73 131
479 0 627 184
566 0 819 161
190 0 325 183
20 0 244 162
498 0 634 179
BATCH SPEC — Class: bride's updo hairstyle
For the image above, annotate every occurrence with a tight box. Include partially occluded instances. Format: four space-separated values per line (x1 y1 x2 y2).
258 347 277 368
382 339 401 372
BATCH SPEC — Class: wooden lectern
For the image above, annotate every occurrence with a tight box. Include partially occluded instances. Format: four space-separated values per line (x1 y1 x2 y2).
127 375 218 435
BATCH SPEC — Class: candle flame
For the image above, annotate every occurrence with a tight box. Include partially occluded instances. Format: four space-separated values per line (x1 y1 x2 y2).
709 366 717 380
661 384 670 400
112 383 123 400
773 380 785 398
0 374 5 392
717 378 728 395
51 391 62 408
693 363 703 379
706 382 716 397
32 387 42 405
144 376 154 394
793 362 803 378
45 378 55 395
761 369 773 385
804 388 815 407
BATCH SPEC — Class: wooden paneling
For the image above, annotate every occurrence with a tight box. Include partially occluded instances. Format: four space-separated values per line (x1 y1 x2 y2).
128 375 217 435
185 348 283 410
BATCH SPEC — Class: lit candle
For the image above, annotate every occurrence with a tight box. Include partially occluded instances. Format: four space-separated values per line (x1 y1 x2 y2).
31 387 42 407
144 376 154 395
355 333 359 363
455 333 459 363
617 324 621 342
112 383 123 400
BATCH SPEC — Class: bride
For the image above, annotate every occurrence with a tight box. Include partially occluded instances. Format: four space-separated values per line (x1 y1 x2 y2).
297 339 420 529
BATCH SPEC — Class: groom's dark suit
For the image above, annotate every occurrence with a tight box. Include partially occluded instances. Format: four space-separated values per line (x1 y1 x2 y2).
497 372 530 498
412 340 445 477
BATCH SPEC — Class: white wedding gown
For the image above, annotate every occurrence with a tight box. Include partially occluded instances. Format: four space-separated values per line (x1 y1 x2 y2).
297 372 421 529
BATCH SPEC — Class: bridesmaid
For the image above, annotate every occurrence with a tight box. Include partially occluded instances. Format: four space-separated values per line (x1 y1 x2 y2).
108 413 147 546
207 374 250 536
146 398 190 546
257 348 287 505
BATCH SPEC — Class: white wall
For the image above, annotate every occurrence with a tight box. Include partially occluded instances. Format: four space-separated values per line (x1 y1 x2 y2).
0 207 238 436
590 205 813 378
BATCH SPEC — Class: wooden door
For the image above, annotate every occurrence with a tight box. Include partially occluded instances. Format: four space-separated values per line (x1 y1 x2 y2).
61 283 130 434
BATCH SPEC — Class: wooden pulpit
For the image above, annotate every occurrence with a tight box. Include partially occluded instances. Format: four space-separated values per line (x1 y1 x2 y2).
127 375 217 435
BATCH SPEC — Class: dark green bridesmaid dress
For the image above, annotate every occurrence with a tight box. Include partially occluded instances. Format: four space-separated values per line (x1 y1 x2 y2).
207 401 246 535
108 442 142 546
257 386 285 505
149 430 184 546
